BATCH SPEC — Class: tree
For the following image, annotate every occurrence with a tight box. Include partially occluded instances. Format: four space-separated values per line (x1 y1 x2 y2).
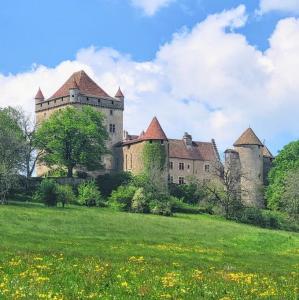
6 107 40 178
35 106 109 178
266 141 299 210
0 107 25 204
205 161 244 219
282 168 299 219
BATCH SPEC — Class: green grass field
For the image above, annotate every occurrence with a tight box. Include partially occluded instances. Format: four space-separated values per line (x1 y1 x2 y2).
0 203 298 299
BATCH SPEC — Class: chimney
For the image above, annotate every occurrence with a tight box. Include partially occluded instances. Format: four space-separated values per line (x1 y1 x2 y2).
183 132 192 147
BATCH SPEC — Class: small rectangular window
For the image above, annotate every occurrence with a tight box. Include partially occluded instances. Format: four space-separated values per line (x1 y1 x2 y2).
110 110 113 115
205 165 210 172
179 177 185 185
109 124 116 133
169 161 173 170
179 163 184 170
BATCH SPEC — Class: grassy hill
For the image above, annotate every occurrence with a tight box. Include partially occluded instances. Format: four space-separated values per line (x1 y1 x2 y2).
0 203 298 299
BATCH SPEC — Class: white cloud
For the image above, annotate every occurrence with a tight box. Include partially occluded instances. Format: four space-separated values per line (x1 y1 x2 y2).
1 5 299 153
258 0 299 14
130 0 174 16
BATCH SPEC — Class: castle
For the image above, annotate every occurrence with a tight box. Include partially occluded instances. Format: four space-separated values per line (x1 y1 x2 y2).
35 70 274 208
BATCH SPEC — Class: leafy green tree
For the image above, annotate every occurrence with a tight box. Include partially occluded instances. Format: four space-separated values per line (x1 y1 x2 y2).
34 179 58 207
282 168 299 219
266 141 299 210
35 106 108 178
0 107 25 203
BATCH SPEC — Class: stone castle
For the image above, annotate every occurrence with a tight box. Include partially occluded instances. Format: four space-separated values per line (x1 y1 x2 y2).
35 70 274 208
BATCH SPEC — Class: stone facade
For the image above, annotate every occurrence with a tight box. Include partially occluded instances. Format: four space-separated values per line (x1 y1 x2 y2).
35 71 124 176
225 128 274 208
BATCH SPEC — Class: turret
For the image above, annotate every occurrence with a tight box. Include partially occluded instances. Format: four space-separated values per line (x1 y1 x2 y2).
233 128 264 208
115 87 124 101
35 88 44 104
69 79 80 102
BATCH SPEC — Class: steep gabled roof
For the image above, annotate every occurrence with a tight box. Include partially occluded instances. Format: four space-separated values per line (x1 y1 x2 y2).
115 87 124 98
169 139 217 161
35 88 44 100
49 70 111 99
142 117 168 141
234 128 263 147
263 145 274 158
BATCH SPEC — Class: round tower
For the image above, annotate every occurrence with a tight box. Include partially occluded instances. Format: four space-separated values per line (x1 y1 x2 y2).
69 79 80 102
233 128 264 208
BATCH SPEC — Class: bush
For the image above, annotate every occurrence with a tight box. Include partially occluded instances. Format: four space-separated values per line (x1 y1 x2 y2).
108 185 137 211
78 181 103 207
235 207 299 231
171 197 213 214
57 185 76 207
97 172 132 198
149 200 172 216
34 179 58 207
131 188 150 213
169 182 206 205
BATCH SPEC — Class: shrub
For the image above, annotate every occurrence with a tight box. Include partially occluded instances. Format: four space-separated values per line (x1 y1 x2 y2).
131 188 150 213
170 197 213 214
149 200 172 216
108 185 137 211
169 182 206 205
34 179 58 207
97 172 132 198
57 185 76 207
78 181 103 207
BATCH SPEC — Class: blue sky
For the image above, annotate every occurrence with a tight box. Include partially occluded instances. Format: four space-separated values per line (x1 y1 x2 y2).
1 0 299 154
0 0 285 73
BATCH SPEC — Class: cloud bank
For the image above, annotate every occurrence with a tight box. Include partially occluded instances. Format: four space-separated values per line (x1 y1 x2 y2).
130 0 174 16
1 5 299 153
259 0 299 14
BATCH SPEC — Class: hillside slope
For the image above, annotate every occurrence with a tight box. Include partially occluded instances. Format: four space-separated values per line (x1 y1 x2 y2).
0 203 298 299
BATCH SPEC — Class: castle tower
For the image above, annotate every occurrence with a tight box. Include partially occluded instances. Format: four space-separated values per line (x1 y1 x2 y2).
122 117 169 175
233 128 264 208
34 70 124 176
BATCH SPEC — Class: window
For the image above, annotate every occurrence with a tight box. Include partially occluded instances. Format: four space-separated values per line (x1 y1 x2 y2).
130 154 133 169
110 109 113 116
109 124 116 133
205 165 210 172
179 177 185 185
111 100 114 105
98 99 101 104
179 162 184 170
125 154 128 170
161 140 164 145
187 164 190 169
169 161 173 170
168 175 173 183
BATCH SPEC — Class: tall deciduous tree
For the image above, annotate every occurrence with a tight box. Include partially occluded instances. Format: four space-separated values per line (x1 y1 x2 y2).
266 141 299 210
0 107 25 203
35 107 108 178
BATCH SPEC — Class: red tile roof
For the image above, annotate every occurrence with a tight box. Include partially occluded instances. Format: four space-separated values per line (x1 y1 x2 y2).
169 139 218 161
115 87 124 98
234 128 263 146
122 117 167 145
49 70 111 99
35 88 44 100
142 117 168 141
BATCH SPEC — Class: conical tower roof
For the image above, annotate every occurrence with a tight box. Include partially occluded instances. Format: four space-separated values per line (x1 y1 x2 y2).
49 70 110 99
35 88 44 100
69 78 79 90
142 117 167 141
115 87 124 98
262 145 274 158
234 128 263 147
